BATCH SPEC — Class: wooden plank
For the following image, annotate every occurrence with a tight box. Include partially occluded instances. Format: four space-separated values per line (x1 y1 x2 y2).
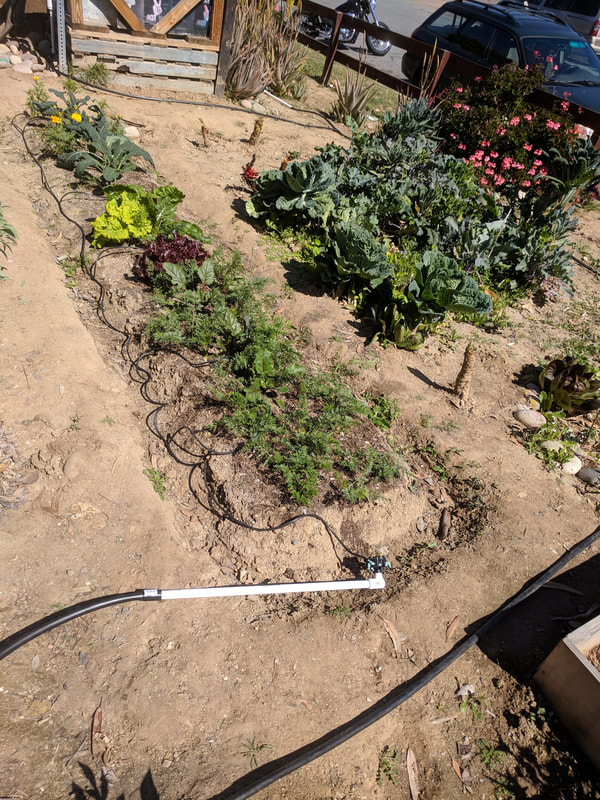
150 0 199 35
210 0 224 43
69 0 84 25
213 0 235 97
71 36 219 64
108 71 214 93
104 0 147 32
535 616 600 772
70 24 220 49
122 59 217 79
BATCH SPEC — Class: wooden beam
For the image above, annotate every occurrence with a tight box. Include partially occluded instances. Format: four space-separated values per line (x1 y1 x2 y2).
213 0 236 98
71 36 219 64
210 0 224 43
69 0 83 25
104 0 147 32
150 0 199 35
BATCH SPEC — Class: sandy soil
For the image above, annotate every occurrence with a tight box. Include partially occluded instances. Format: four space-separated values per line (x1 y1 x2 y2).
1 68 600 799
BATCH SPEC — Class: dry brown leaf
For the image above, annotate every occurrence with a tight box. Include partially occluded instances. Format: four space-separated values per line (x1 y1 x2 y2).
379 616 407 657
445 614 460 641
406 745 419 799
92 701 103 734
451 757 473 793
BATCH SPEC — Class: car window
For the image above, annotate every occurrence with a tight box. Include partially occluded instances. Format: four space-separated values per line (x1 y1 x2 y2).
450 18 497 58
523 36 600 79
566 0 600 15
424 10 466 40
486 29 520 66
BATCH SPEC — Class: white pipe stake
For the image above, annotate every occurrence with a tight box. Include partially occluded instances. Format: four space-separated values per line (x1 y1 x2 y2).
145 573 385 601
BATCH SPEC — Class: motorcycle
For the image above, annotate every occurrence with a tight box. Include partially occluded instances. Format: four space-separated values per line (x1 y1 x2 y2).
299 0 392 57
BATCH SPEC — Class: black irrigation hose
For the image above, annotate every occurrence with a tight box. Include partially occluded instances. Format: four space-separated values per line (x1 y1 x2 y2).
0 591 153 661
209 523 600 800
56 69 350 137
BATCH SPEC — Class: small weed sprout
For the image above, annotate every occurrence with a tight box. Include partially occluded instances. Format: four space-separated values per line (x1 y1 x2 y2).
459 694 488 720
143 467 167 500
476 738 506 770
26 77 49 116
101 416 116 426
328 606 351 620
377 746 401 785
240 736 272 768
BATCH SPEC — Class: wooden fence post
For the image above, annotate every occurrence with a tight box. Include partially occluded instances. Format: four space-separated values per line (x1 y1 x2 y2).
214 0 236 98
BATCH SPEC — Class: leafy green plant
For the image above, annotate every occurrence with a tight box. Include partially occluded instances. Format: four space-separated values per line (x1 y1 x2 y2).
143 467 167 500
25 77 49 117
142 245 406 505
91 184 210 247
377 747 401 785
58 124 153 184
476 739 506 770
0 202 17 279
460 694 488 720
246 156 338 225
80 61 111 87
537 357 600 414
328 606 351 620
330 67 378 127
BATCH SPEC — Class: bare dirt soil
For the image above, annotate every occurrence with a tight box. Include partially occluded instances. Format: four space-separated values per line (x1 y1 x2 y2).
2 68 600 800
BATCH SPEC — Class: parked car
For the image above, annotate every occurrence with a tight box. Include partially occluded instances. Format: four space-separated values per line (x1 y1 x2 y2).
498 0 600 56
401 0 600 113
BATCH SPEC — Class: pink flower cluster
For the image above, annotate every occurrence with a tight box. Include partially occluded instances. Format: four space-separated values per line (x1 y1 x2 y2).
454 137 549 190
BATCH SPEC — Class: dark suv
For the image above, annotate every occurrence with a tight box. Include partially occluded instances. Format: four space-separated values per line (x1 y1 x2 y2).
499 0 600 55
401 0 600 113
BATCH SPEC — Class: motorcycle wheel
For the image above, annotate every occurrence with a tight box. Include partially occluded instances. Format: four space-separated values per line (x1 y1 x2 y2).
366 22 391 56
338 25 358 44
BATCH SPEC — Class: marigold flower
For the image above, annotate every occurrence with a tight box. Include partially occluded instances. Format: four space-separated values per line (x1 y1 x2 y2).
51 115 61 124
71 112 82 122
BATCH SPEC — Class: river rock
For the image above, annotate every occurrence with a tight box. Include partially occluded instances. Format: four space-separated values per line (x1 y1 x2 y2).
123 125 140 139
576 467 600 485
13 63 33 74
9 54 22 65
31 62 45 73
513 405 546 429
8 42 20 55
562 455 583 474
0 43 9 54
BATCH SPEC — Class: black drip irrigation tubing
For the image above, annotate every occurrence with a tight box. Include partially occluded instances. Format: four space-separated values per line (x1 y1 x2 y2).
56 69 350 137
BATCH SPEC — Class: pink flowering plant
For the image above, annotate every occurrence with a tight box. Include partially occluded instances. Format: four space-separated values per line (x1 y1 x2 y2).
437 65 581 201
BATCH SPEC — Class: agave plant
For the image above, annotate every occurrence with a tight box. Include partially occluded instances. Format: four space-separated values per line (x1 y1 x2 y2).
330 67 378 127
537 357 600 414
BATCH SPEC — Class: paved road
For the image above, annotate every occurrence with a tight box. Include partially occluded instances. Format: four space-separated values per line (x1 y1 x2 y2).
312 0 445 78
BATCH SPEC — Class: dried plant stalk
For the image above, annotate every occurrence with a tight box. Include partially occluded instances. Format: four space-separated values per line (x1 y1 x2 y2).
249 117 264 146
453 341 477 407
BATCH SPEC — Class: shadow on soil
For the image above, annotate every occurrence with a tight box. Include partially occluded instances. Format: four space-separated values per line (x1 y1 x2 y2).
71 762 159 800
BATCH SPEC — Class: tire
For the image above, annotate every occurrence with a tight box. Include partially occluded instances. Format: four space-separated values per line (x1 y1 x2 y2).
366 22 391 56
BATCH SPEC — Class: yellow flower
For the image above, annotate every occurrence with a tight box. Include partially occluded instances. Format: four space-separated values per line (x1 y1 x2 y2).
71 112 82 122
51 115 61 124
33 75 39 81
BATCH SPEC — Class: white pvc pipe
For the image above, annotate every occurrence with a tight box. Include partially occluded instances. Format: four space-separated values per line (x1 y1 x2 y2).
144 573 385 600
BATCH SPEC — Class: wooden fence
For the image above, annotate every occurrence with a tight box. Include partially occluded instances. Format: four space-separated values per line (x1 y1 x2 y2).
298 0 600 142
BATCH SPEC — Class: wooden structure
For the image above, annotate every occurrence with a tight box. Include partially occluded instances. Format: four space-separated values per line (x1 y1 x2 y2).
535 613 600 770
66 0 235 95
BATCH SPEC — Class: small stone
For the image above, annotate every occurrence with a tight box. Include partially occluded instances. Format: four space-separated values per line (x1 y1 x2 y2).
123 125 140 139
8 42 20 55
31 63 45 73
576 467 600 485
562 455 583 475
13 63 33 74
0 43 9 53
513 405 546 429
240 99 253 109
416 516 426 532
9 54 22 65
21 52 39 63
251 101 267 113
